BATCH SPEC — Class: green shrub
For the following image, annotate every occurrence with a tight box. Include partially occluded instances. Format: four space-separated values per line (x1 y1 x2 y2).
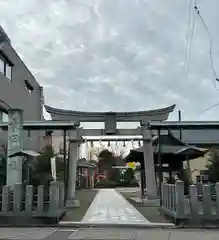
117 179 139 187
95 179 118 188
129 179 139 187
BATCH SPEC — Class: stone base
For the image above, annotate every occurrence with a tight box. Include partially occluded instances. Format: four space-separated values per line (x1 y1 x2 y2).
142 198 160 207
0 210 66 226
146 195 159 200
130 197 160 206
66 199 80 208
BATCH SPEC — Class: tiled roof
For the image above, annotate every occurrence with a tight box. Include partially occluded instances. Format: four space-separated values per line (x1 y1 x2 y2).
171 129 219 145
77 158 97 168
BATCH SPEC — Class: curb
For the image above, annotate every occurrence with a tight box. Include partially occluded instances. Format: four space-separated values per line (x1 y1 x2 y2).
1 222 219 230
59 221 175 229
0 221 174 229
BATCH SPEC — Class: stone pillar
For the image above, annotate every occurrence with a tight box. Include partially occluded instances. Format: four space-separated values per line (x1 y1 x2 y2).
39 86 44 120
0 111 3 122
66 127 81 207
141 123 157 198
90 168 95 189
6 109 23 186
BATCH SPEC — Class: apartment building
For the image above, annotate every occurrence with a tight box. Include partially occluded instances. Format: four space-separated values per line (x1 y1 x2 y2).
0 26 44 151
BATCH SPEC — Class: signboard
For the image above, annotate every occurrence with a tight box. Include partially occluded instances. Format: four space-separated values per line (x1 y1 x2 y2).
7 110 23 157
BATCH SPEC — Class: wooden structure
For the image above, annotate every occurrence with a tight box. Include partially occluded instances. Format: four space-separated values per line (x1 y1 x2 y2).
125 131 207 197
125 131 207 174
76 158 96 189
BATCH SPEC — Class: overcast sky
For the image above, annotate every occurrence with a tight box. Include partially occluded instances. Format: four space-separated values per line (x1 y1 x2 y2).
1 0 219 122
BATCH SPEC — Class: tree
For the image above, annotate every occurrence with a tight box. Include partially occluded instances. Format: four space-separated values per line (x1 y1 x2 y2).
97 149 120 182
183 167 193 194
55 156 65 181
123 168 134 183
31 145 55 186
206 148 219 183
0 144 7 185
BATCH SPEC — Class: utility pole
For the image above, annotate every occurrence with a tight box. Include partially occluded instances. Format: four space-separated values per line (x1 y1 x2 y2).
178 110 182 140
179 110 192 182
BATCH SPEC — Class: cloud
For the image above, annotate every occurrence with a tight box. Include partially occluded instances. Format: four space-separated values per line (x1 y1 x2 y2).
1 0 219 121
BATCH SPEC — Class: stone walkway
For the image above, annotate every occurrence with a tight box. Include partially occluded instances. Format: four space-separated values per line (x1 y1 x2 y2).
81 189 150 224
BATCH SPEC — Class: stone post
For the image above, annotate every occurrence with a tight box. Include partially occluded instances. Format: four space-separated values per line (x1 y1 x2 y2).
202 184 212 218
2 185 10 213
175 180 185 217
13 183 22 213
37 185 44 213
6 109 23 186
25 185 33 213
66 127 81 207
189 185 199 220
49 181 59 211
141 123 157 198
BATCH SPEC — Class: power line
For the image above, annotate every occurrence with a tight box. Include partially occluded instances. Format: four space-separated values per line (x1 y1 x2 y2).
186 4 197 77
198 101 219 116
194 1 219 86
184 0 196 78
194 0 219 118
188 1 219 118
183 0 193 77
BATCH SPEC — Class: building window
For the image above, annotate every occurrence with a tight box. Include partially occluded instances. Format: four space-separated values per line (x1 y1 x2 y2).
2 112 8 122
6 63 12 79
0 54 13 81
24 80 34 94
0 57 4 74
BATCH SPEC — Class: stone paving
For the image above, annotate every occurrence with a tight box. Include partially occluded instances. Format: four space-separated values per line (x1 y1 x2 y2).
0 228 57 239
81 188 150 224
67 228 219 240
1 228 219 240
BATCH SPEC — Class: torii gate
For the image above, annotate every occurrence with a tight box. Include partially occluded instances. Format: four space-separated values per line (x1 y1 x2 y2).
45 104 176 200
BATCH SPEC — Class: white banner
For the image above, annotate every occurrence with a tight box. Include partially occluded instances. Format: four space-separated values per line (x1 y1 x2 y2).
51 157 57 181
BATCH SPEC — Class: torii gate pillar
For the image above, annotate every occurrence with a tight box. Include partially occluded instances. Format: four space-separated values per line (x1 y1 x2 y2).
66 127 82 208
141 123 157 198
